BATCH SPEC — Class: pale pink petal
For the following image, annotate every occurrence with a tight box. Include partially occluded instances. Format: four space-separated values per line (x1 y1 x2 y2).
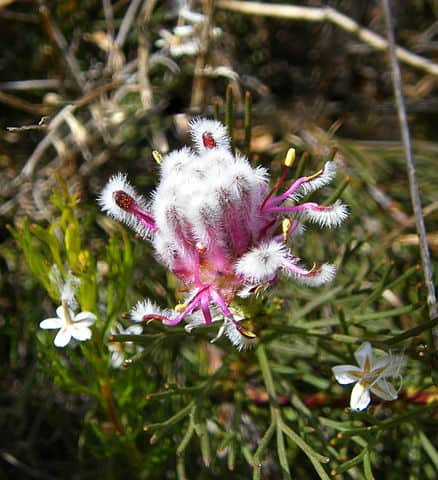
71 325 92 341
354 342 373 371
350 382 371 411
371 380 398 401
332 365 363 385
40 318 63 330
74 311 97 326
54 328 72 347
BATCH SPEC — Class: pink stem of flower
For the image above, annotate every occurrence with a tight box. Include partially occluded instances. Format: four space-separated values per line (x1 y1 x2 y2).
262 176 311 210
263 202 319 214
200 294 213 325
283 261 312 276
130 203 157 231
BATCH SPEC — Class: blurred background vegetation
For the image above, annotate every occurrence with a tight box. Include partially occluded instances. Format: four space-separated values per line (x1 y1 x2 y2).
0 1 437 479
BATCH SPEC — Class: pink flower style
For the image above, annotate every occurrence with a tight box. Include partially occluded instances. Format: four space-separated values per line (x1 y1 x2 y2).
98 119 347 350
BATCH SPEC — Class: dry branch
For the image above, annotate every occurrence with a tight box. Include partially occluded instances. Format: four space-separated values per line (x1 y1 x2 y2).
381 0 438 340
216 0 438 76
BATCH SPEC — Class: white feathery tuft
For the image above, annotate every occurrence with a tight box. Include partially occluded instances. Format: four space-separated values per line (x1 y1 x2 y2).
288 263 337 287
159 147 196 179
98 173 153 239
303 200 348 228
291 161 337 200
189 118 231 153
130 299 175 323
235 241 289 283
225 321 258 351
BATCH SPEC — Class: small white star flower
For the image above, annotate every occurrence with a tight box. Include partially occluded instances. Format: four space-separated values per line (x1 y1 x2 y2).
40 305 96 348
332 342 405 411
108 323 143 368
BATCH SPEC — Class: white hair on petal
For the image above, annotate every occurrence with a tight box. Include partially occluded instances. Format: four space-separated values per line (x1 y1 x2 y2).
291 161 337 201
225 321 257 351
160 147 196 179
303 200 348 228
98 173 153 239
288 263 337 287
235 241 289 283
130 299 175 323
189 118 231 153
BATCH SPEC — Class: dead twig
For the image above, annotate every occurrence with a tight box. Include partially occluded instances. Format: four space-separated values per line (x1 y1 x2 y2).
19 104 76 178
381 0 438 342
0 80 60 91
190 0 215 111
114 0 143 50
137 0 158 110
39 4 86 90
216 0 438 76
0 91 50 115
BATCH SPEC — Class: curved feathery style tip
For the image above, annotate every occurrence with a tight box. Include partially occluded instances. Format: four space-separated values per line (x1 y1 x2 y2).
286 263 337 287
225 321 258 351
98 173 156 238
302 200 349 228
130 299 173 323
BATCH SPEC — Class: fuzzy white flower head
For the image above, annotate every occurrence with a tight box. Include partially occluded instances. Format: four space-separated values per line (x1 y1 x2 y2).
332 342 405 411
98 118 348 350
40 305 96 348
189 118 231 153
236 241 289 283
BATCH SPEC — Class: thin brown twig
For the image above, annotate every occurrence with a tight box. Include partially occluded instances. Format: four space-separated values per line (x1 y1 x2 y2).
0 91 50 115
190 0 215 111
0 79 60 91
138 0 158 110
114 0 143 49
216 0 438 76
381 0 438 341
38 4 86 91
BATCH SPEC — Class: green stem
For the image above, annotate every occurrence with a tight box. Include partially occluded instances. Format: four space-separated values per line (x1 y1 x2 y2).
244 90 252 158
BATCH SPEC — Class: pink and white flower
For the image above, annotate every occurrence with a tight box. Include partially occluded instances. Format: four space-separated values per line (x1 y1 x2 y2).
98 118 347 349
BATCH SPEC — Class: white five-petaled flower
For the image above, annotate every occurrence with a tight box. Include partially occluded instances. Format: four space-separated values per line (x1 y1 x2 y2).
108 323 144 368
40 304 97 348
332 342 405 411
